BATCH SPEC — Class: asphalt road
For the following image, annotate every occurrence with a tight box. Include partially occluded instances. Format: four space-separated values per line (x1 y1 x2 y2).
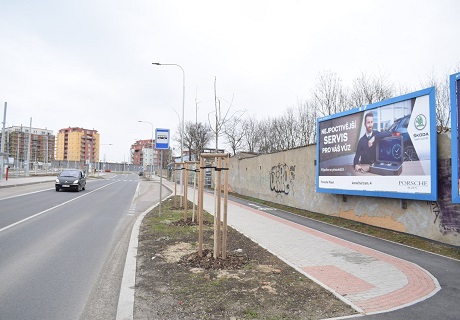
0 173 163 320
229 195 460 320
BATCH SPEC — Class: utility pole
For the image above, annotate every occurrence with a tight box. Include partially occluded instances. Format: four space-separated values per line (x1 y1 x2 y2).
0 102 7 181
45 130 49 174
16 125 21 178
25 117 32 177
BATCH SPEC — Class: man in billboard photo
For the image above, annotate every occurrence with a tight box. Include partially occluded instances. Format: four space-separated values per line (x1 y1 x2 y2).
354 111 391 172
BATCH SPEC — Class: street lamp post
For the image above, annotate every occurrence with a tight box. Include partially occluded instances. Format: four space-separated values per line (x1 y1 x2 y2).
25 117 32 177
138 120 154 179
152 62 185 199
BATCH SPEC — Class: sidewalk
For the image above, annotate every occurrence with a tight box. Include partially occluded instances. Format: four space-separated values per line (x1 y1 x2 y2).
174 181 440 316
3 176 442 316
0 175 57 188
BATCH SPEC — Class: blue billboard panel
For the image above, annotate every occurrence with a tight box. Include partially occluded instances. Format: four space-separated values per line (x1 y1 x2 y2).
155 128 170 150
451 73 460 203
316 87 437 201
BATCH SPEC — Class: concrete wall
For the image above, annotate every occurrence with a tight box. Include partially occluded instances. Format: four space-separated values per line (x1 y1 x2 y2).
228 132 460 246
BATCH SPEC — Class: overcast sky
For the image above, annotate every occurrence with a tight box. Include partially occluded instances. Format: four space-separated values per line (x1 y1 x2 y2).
1 0 459 162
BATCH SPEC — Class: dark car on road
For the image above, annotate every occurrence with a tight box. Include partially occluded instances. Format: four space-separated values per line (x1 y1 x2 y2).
55 169 86 192
388 114 419 161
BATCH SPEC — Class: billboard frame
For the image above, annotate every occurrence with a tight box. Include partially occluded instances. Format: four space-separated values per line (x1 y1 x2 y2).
316 87 437 201
451 73 460 203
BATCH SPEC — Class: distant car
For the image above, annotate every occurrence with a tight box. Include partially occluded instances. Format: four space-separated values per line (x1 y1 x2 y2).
138 171 143 176
388 114 419 161
55 169 86 192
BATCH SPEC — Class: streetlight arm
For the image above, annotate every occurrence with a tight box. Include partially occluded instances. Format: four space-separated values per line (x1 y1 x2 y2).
152 62 185 162
152 63 185 77
152 62 185 208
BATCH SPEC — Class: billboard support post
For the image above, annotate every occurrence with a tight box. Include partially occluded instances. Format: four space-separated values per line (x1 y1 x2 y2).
401 199 408 209
450 73 460 203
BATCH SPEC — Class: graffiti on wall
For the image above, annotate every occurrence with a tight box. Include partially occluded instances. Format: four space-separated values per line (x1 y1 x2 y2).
428 158 460 234
270 163 295 195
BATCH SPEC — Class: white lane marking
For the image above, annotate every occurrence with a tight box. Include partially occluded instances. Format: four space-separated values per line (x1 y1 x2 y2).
0 188 54 201
0 181 118 233
0 180 102 201
247 202 276 211
0 177 137 201
127 183 141 216
116 182 175 320
116 196 169 320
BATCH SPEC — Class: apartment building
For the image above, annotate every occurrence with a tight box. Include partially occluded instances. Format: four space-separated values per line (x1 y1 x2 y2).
56 127 100 162
130 139 160 168
1 126 55 166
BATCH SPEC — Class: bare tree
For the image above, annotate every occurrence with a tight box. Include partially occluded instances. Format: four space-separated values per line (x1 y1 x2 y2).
181 121 213 160
422 65 460 132
242 116 260 153
182 122 194 158
295 99 317 146
238 103 318 154
257 119 273 153
195 122 214 158
270 117 284 151
280 108 298 150
420 70 450 132
312 70 348 117
208 77 245 152
234 67 460 155
223 117 245 156
349 71 395 108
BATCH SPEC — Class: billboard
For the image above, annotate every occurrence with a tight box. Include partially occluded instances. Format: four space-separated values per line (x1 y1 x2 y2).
451 73 460 203
316 87 437 201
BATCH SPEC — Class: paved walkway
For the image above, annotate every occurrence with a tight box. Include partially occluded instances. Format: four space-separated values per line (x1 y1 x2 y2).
3 176 442 316
174 182 440 316
0 175 57 188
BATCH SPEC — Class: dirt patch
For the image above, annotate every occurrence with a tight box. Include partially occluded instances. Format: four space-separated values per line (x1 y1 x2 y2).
134 196 357 319
180 249 249 270
161 242 196 263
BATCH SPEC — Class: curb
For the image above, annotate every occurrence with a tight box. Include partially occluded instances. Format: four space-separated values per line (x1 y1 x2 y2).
116 183 174 320
0 180 55 189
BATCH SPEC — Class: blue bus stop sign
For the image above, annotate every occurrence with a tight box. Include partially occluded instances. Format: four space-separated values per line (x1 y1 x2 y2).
155 128 170 150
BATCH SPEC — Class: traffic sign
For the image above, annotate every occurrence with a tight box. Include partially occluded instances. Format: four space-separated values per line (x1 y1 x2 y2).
155 128 170 149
